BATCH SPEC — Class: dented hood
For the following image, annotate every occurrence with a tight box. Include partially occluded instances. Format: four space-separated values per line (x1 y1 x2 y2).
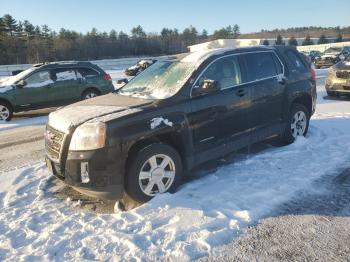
48 93 152 133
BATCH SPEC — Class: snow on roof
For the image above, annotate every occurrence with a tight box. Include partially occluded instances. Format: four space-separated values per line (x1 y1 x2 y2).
181 48 234 65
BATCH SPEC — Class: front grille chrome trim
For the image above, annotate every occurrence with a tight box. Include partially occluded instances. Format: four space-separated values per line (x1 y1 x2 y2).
45 125 66 163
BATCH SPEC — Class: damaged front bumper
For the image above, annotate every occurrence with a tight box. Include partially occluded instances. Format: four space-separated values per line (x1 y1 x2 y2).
46 147 125 200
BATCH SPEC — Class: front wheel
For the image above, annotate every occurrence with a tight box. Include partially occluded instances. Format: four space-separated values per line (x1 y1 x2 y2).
125 143 183 204
281 103 310 144
0 102 13 121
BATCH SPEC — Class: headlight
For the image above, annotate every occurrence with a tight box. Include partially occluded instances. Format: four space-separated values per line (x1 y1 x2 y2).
69 122 106 151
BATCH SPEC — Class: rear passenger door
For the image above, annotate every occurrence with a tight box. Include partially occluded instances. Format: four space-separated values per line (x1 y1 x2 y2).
77 67 101 91
241 51 285 137
50 68 82 104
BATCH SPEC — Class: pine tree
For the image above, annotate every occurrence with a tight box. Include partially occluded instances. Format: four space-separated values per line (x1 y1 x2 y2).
302 35 314 46
23 20 35 38
317 35 329 44
109 29 117 40
201 29 208 39
131 25 146 39
232 24 240 39
288 36 298 46
262 39 270 46
335 34 343 43
275 34 284 45
2 14 18 36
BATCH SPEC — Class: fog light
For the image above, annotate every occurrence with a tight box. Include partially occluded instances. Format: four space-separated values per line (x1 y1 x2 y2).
81 162 90 183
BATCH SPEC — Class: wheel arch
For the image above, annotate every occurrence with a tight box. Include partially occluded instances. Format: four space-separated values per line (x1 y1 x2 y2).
0 98 14 111
125 131 188 175
291 93 312 116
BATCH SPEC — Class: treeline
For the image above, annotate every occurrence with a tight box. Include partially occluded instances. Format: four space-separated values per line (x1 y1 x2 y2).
244 26 350 39
0 13 349 65
1 14 240 64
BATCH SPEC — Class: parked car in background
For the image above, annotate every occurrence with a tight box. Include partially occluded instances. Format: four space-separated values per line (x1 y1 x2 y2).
325 54 350 97
124 59 156 76
0 61 114 121
45 46 316 204
308 50 321 62
315 46 350 68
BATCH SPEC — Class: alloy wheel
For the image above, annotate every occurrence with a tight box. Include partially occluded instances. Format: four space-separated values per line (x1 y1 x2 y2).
0 105 10 121
85 92 97 99
291 110 307 138
138 154 176 196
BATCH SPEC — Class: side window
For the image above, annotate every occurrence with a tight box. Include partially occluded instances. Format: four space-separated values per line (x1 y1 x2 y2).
285 51 308 73
244 52 279 82
25 71 53 88
195 56 242 90
51 68 77 82
77 67 99 78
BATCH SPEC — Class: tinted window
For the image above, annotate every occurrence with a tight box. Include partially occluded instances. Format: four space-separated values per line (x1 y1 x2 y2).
244 52 279 82
78 67 99 77
285 50 308 72
195 55 242 90
51 68 77 82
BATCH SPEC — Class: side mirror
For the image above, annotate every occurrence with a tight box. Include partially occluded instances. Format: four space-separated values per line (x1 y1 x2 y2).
16 79 27 88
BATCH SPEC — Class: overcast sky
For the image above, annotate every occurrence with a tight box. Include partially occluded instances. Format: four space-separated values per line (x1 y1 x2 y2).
2 0 349 34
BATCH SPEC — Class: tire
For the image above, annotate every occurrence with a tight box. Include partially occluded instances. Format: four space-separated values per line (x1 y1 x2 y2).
125 143 183 203
0 102 13 121
82 89 100 100
281 103 310 144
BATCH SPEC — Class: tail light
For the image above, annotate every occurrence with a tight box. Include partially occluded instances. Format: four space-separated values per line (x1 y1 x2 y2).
310 67 316 81
103 74 112 81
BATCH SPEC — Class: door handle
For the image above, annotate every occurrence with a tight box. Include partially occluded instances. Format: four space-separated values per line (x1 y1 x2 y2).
235 89 245 97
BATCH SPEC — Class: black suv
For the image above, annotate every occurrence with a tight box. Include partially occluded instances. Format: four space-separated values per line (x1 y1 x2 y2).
45 46 316 204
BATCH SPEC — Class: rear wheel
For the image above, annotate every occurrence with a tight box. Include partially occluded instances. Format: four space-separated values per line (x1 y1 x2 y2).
281 103 310 144
82 89 100 100
0 102 13 121
125 143 183 203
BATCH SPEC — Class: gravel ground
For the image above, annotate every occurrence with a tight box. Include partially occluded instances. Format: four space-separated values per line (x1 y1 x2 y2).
202 168 350 262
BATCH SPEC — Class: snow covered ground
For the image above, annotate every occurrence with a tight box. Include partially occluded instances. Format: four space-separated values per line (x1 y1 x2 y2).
0 116 47 132
1 69 350 261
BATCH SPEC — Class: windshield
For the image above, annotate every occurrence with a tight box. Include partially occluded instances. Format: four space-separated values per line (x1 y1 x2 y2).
118 60 196 99
0 67 36 87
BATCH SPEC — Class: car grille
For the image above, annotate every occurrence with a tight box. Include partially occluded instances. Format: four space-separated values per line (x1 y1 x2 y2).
45 125 65 161
336 71 350 79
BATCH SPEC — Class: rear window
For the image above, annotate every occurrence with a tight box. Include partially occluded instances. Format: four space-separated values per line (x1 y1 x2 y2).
285 50 308 73
51 68 77 82
243 52 280 82
77 67 99 77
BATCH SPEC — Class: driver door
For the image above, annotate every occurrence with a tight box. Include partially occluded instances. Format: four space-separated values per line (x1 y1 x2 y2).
14 70 55 110
188 55 252 165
